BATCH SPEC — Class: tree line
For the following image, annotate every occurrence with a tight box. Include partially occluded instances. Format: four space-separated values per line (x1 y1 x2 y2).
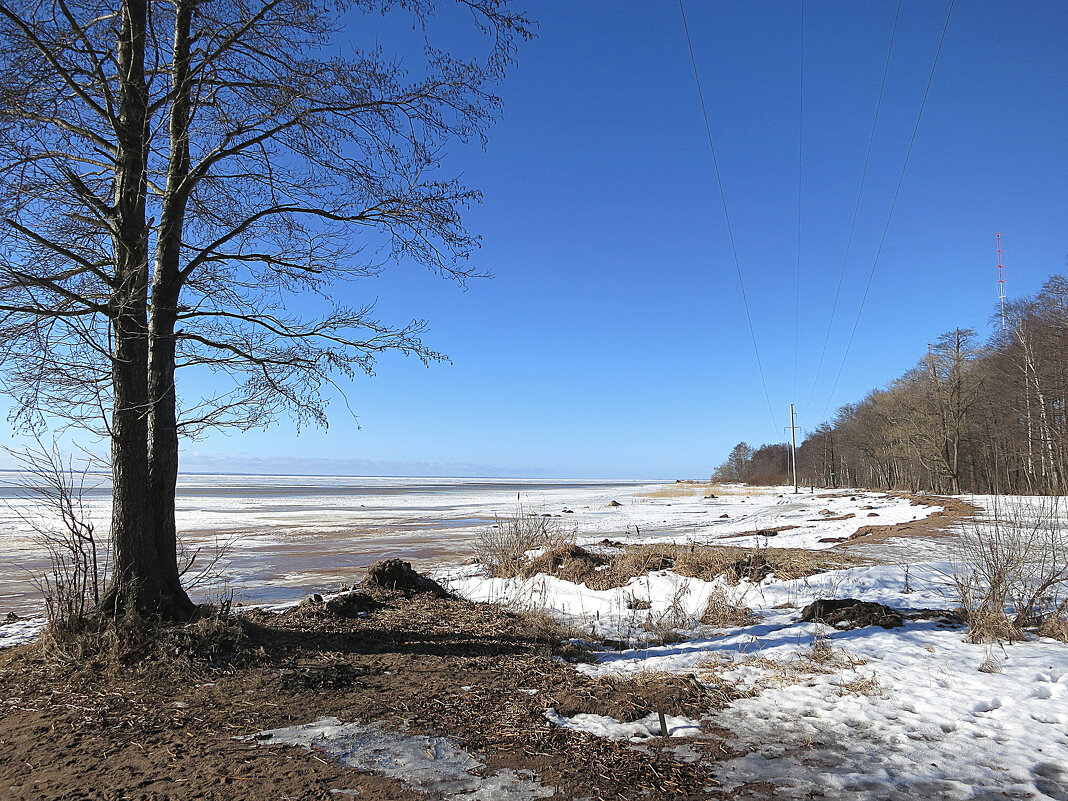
715 272 1068 496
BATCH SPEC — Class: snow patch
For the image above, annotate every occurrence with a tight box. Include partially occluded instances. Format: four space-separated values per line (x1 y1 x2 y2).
0 616 44 648
237 716 554 799
543 708 704 740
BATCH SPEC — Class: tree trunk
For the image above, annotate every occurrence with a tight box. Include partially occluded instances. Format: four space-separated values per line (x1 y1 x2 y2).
147 283 193 617
147 0 196 619
103 0 170 616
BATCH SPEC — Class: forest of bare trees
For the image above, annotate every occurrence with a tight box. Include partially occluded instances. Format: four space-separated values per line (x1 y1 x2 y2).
719 273 1068 496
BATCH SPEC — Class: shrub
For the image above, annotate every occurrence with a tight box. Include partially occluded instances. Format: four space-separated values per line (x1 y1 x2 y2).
699 586 752 627
952 496 1068 643
7 441 107 629
475 503 574 578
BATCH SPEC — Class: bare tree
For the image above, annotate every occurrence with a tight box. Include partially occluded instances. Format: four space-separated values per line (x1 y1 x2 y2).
0 0 533 619
796 274 1067 497
713 441 752 482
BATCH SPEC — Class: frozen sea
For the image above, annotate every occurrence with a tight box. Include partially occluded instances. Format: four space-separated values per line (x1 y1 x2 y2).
0 473 657 615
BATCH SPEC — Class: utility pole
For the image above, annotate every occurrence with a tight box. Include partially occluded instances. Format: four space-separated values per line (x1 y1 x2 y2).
785 403 800 494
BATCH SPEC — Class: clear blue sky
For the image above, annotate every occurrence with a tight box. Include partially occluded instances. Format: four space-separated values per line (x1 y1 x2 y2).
5 1 1067 478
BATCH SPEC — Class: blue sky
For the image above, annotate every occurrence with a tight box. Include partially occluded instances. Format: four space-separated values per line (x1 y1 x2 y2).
5 1 1067 478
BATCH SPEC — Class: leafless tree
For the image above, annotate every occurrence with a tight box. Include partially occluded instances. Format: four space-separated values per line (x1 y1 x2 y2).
0 0 533 619
787 274 1067 497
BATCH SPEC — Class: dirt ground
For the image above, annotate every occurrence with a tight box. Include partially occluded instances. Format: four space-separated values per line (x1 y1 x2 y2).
834 492 981 547
0 590 758 801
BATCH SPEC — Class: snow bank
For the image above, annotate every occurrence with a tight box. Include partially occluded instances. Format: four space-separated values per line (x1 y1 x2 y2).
449 491 1068 799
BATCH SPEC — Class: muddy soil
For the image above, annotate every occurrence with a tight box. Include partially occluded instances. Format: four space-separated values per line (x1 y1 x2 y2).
0 592 759 801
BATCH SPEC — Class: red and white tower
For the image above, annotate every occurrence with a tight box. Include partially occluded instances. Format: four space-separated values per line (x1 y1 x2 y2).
995 232 1007 334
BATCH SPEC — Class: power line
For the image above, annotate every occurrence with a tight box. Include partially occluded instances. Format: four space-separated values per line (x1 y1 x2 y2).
790 0 803 401
678 0 779 436
803 0 902 417
820 0 956 423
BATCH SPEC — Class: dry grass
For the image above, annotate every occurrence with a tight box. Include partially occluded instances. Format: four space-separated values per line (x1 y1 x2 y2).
963 606 1025 644
635 482 763 499
699 643 870 698
475 506 575 578
511 607 591 659
30 606 248 679
636 581 700 645
521 544 608 583
978 654 1003 674
1038 613 1068 644
636 482 717 499
838 672 883 696
512 542 867 591
699 587 753 628
675 544 863 583
611 548 678 578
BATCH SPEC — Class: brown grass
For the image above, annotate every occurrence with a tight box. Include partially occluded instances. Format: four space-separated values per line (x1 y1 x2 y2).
521 544 608 583
637 483 716 499
839 672 883 696
28 606 248 680
515 542 868 591
963 606 1025 644
699 587 753 628
635 482 764 499
1037 614 1068 644
699 644 870 698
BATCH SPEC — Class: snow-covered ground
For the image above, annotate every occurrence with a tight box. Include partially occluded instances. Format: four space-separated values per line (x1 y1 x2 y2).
4 481 1066 798
0 475 933 614
236 717 555 800
0 614 46 649
444 487 1068 800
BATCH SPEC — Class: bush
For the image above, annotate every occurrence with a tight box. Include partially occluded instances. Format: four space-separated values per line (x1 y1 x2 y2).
475 503 574 578
952 496 1068 643
7 441 107 628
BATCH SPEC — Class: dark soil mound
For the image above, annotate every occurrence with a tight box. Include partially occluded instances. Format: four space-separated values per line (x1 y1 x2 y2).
728 553 773 583
800 598 903 630
523 545 608 584
362 559 448 597
324 591 384 617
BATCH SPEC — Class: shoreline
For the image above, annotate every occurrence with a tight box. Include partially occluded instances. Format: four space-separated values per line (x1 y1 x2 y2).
4 489 1066 800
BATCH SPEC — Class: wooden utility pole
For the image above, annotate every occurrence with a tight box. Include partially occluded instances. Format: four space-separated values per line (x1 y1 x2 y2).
786 403 800 494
